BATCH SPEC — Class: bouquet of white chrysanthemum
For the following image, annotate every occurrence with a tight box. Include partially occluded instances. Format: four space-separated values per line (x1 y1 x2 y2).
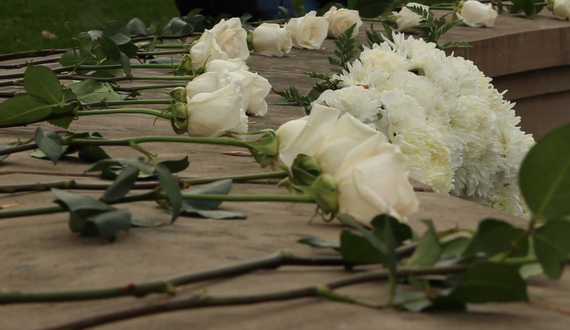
314 33 534 217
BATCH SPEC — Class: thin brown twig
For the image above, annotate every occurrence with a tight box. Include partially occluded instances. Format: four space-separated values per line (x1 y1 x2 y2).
529 298 570 316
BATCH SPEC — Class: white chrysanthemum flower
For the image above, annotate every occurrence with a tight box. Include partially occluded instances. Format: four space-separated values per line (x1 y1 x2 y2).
377 89 454 193
359 47 411 73
330 33 534 217
316 86 382 124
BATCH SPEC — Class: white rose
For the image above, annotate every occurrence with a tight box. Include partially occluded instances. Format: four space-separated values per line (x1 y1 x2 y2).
185 71 229 100
198 59 272 116
286 11 329 49
313 112 383 175
275 104 418 225
457 1 498 27
323 6 363 38
186 82 247 137
206 58 249 72
227 70 272 116
274 116 310 169
552 0 570 20
190 18 249 68
393 3 429 32
252 23 293 57
334 137 419 225
201 60 271 116
278 104 341 169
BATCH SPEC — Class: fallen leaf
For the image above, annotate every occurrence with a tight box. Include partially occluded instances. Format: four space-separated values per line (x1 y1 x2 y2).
0 201 21 209
41 30 57 39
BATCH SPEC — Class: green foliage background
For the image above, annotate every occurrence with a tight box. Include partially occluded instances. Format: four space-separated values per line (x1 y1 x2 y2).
0 0 179 53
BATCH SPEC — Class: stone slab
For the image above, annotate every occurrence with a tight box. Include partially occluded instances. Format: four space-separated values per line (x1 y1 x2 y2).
1 16 570 330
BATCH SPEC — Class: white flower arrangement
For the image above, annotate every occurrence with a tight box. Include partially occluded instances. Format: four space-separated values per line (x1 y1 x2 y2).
276 104 419 225
315 33 535 217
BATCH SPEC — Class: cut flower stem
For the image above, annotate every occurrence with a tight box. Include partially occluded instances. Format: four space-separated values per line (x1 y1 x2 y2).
36 263 469 330
0 135 255 157
0 191 315 219
0 172 288 193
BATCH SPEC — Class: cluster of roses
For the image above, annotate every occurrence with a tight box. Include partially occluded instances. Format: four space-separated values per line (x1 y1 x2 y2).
313 33 534 216
275 104 419 226
191 6 362 66
172 7 362 138
394 1 498 30
394 0 570 30
171 58 270 137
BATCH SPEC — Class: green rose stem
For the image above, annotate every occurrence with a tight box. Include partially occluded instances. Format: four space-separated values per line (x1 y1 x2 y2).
0 171 288 193
499 214 540 261
0 63 180 80
60 74 195 82
113 83 187 93
0 251 343 304
136 49 189 56
35 265 469 330
0 246 445 305
0 75 193 89
0 48 70 61
83 100 175 108
0 108 175 129
0 136 252 156
0 57 60 70
0 32 193 61
0 191 315 219
154 44 189 49
132 32 194 43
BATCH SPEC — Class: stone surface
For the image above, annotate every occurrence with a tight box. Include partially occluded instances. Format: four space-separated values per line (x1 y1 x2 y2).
1 13 570 330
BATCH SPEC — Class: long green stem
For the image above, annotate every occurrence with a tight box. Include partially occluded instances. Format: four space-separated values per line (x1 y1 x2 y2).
0 48 69 61
76 109 171 120
0 172 288 194
0 251 345 304
0 75 193 89
59 75 195 82
0 243 427 305
39 264 468 330
136 50 188 56
500 215 539 261
0 192 314 219
113 83 186 92
0 135 249 157
83 100 174 108
0 57 59 70
0 64 180 80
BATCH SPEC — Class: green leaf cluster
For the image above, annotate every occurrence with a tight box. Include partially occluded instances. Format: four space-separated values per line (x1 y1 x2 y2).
509 0 545 18
313 123 570 311
50 154 244 241
0 65 126 131
328 24 361 74
27 129 111 165
272 86 314 114
0 66 77 128
334 214 530 311
66 5 199 77
407 6 471 49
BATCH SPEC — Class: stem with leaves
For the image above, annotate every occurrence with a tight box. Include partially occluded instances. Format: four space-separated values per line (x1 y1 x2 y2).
0 191 315 219
0 136 250 157
0 63 180 80
38 264 468 330
0 171 288 194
